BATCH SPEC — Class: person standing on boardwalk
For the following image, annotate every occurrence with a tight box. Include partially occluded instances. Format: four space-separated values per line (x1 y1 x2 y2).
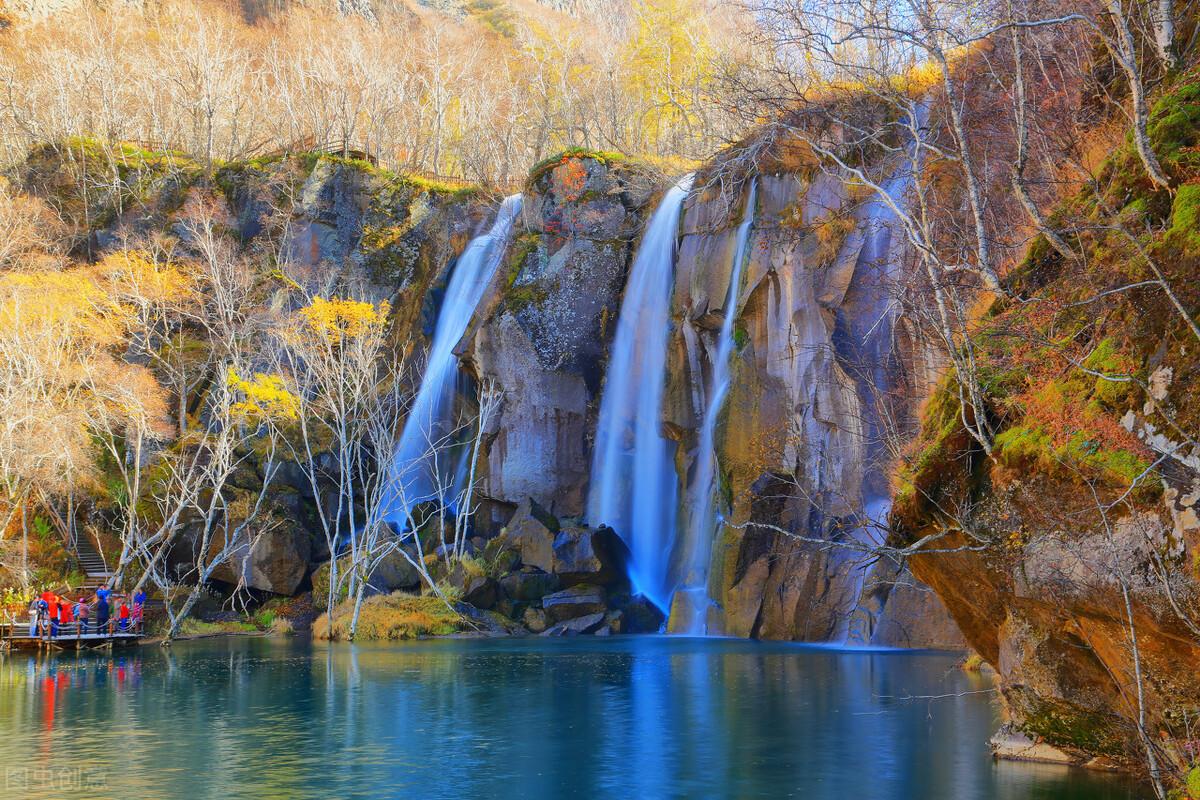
74 598 89 634
29 598 42 638
132 589 147 633
37 591 52 638
58 598 73 635
95 590 109 635
46 594 59 638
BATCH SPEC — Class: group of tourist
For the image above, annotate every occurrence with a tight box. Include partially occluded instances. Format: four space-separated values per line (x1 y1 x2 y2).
26 587 147 639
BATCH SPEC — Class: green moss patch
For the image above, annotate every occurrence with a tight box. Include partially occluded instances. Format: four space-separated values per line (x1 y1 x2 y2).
1018 698 1127 757
527 148 626 187
1169 183 1200 253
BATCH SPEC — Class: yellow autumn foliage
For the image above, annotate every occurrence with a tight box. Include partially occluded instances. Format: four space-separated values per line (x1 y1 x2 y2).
0 267 123 348
227 368 300 422
99 249 195 310
0 253 179 500
299 296 392 341
624 0 716 145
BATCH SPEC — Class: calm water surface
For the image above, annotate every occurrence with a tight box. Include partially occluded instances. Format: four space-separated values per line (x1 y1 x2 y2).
0 636 1141 799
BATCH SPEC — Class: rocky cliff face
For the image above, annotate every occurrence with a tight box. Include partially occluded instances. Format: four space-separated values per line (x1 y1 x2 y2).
659 172 961 646
453 155 960 647
467 154 656 523
17 144 490 594
892 73 1200 764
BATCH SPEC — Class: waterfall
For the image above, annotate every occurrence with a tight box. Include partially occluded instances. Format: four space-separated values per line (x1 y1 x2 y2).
383 194 523 526
839 169 913 644
840 104 926 644
674 179 758 635
588 174 693 612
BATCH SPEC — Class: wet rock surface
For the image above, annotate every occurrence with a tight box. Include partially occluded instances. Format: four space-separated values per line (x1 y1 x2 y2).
407 503 656 637
469 155 658 520
661 174 959 645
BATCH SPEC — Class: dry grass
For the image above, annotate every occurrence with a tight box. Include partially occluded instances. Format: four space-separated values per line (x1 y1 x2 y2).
961 651 986 672
177 618 258 637
313 591 464 641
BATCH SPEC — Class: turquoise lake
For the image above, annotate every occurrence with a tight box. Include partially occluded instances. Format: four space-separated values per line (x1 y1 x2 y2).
0 636 1140 799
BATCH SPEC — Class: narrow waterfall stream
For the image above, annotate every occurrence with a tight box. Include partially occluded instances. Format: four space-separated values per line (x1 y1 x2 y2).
588 175 694 612
673 179 758 635
384 194 523 526
838 168 912 644
840 104 927 644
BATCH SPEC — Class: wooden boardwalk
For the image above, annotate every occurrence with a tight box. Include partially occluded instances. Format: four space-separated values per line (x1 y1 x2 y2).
0 623 144 652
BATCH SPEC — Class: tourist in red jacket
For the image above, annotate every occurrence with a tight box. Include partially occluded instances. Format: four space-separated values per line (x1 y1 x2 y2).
46 595 60 637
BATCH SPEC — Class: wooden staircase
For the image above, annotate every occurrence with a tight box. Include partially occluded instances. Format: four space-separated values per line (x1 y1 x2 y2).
69 533 168 611
72 532 112 591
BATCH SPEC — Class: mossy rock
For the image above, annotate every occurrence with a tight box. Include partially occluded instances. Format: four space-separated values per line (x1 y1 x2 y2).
527 148 626 187
1004 232 1064 298
1017 698 1126 757
1169 183 1200 253
891 375 985 533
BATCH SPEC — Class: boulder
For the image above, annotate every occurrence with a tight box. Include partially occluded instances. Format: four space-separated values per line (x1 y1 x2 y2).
541 584 607 624
522 606 548 633
505 498 559 573
540 611 606 636
617 595 666 634
211 522 311 596
463 575 499 610
456 604 524 637
441 562 495 602
364 544 422 593
482 536 521 574
495 595 526 618
989 725 1082 766
500 569 560 602
551 525 630 587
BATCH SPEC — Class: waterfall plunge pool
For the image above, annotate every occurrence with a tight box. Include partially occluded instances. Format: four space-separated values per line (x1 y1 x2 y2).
0 636 1139 799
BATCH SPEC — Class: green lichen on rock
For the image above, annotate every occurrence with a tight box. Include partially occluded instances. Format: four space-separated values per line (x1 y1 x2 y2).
1017 698 1126 757
892 375 980 529
1088 75 1200 224
499 232 550 312
504 233 541 287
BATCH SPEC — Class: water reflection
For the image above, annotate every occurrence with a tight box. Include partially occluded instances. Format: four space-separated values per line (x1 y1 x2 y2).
0 638 1138 799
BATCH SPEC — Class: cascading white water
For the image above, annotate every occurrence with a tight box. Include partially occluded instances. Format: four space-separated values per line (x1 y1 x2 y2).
841 105 927 644
588 174 693 612
837 170 909 644
674 179 758 635
383 194 523 526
